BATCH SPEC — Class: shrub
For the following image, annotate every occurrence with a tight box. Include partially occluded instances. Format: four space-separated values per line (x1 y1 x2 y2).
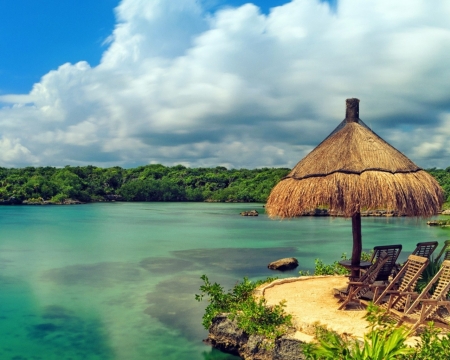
303 303 413 360
416 256 443 293
299 251 373 276
195 275 292 345
303 303 450 360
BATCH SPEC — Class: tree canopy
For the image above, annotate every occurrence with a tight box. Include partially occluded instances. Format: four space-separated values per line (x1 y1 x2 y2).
0 165 290 204
0 165 448 206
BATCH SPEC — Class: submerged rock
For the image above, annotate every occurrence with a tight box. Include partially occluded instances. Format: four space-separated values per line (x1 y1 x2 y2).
240 210 259 216
268 258 299 271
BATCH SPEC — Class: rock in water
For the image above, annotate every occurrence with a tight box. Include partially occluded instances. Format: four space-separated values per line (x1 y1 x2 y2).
240 210 259 216
268 258 299 271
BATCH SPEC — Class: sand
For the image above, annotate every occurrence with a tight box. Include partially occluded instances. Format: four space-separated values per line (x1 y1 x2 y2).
257 275 450 347
256 275 371 342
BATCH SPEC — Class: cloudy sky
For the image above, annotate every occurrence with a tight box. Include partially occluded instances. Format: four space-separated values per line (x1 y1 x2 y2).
0 0 449 169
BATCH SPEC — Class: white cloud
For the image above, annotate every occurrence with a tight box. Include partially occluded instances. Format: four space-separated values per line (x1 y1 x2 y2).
0 0 449 168
0 138 38 165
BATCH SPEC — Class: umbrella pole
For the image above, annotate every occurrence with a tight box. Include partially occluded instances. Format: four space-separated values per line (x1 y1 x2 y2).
351 211 362 279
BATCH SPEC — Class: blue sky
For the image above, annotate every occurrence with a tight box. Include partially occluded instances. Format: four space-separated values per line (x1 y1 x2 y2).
1 0 313 94
0 0 449 169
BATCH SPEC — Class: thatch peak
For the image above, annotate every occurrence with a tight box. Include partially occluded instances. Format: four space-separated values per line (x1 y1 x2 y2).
345 98 360 122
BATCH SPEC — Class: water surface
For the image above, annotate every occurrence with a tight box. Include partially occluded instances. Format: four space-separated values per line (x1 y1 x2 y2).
0 203 447 359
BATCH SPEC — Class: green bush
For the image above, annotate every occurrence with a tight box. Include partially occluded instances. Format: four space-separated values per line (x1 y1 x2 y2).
303 303 450 360
416 256 443 293
303 303 413 360
299 251 373 276
195 275 292 345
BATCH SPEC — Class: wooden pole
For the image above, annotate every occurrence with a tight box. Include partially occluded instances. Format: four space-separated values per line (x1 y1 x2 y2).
351 211 362 279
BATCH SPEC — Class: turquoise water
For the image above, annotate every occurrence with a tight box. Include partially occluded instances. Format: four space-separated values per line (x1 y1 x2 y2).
0 203 448 359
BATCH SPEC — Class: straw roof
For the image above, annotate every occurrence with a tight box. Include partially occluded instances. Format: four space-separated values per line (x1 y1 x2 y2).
266 99 444 218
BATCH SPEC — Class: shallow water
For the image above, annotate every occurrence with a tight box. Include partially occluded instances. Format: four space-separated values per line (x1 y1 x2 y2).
0 203 447 359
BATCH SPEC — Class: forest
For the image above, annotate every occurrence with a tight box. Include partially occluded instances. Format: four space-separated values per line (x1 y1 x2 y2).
0 165 289 204
0 165 449 207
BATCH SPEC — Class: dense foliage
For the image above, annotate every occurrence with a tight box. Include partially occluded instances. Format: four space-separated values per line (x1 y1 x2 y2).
303 303 450 360
426 167 450 208
298 251 373 276
0 165 448 206
195 275 292 345
0 165 289 204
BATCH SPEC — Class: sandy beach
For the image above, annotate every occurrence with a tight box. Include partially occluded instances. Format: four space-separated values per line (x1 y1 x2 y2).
256 275 372 342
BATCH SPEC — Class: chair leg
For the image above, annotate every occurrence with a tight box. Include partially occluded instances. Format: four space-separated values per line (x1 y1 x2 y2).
338 287 359 310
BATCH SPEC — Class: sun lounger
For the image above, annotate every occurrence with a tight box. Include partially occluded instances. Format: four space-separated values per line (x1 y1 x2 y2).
367 244 402 282
336 251 389 310
373 255 429 310
435 240 450 262
412 241 438 259
387 260 450 333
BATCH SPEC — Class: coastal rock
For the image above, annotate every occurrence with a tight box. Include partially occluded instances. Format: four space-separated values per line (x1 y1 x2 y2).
0 197 23 205
103 194 124 201
442 210 450 215
427 220 450 226
302 208 329 216
240 210 259 216
62 198 84 205
207 314 305 360
268 258 299 271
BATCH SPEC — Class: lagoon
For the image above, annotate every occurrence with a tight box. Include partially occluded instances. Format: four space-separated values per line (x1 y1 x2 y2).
0 203 448 359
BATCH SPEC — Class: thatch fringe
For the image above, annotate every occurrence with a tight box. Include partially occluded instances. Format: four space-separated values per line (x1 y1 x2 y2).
266 170 444 218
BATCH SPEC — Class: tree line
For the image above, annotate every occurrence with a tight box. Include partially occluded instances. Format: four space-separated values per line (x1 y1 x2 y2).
0 165 290 204
0 165 448 206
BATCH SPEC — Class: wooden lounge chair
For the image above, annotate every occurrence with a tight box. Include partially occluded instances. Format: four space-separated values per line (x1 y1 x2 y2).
389 260 450 333
435 240 450 261
336 251 389 310
366 244 402 282
373 255 429 309
412 241 438 259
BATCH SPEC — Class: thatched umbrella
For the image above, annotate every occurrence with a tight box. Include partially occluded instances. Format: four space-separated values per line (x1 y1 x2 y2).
266 98 444 278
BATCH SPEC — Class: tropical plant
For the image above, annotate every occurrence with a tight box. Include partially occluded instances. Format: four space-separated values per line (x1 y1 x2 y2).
402 322 450 359
416 256 443 293
303 303 414 360
299 251 373 276
195 275 292 345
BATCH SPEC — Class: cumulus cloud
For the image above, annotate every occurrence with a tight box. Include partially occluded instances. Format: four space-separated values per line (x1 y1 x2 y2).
0 0 449 168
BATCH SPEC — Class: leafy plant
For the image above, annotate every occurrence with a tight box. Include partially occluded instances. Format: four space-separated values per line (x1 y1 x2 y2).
299 251 373 276
402 322 450 359
303 303 413 360
195 275 292 345
416 256 443 294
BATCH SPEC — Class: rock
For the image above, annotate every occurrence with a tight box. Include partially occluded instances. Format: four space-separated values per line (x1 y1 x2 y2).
62 198 84 205
0 197 23 205
103 194 124 201
207 314 306 360
268 258 299 271
240 210 259 216
302 208 329 216
427 220 450 226
442 209 450 215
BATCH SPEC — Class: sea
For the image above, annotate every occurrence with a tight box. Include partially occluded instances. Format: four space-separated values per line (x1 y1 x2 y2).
0 202 448 360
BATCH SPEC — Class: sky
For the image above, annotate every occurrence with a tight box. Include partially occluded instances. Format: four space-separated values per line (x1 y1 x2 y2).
0 0 449 170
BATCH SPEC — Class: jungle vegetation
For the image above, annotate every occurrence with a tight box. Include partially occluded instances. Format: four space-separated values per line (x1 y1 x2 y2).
0 164 290 204
0 165 448 205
